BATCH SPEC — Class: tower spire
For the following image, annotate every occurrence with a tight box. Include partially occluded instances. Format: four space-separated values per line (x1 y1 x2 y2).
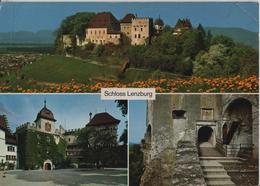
44 99 46 108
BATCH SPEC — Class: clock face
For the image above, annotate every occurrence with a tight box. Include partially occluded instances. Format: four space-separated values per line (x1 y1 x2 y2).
45 122 51 132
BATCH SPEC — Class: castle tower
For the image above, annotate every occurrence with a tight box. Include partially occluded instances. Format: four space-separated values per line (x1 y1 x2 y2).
154 15 164 35
131 17 153 45
34 100 57 134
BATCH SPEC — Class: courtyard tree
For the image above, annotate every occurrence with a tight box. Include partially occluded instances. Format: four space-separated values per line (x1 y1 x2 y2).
78 126 118 168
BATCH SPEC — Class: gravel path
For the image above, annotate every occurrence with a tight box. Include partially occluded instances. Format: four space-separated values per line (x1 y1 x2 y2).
0 168 127 186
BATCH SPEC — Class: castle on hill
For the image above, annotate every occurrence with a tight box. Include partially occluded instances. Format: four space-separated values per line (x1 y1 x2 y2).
62 12 167 47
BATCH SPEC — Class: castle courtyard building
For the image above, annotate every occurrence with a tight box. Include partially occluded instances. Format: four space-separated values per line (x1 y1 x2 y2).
0 115 17 169
85 12 121 45
64 112 121 164
120 13 136 39
16 101 66 170
131 17 153 45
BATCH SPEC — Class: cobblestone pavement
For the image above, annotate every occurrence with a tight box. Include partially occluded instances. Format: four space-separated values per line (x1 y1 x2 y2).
0 168 127 186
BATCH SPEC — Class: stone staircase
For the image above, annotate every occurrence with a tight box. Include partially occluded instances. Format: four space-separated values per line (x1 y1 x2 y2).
200 160 236 186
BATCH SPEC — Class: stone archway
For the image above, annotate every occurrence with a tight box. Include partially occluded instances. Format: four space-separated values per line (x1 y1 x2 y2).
222 124 228 144
222 97 255 158
43 159 52 170
223 98 253 146
198 126 214 147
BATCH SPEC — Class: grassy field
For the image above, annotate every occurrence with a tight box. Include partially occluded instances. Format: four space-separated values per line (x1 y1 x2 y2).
21 55 119 83
3 55 180 86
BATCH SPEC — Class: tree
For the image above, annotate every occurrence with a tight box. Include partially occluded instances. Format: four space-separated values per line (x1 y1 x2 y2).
0 115 11 133
119 122 128 145
193 44 233 77
56 12 95 38
115 100 128 117
211 35 235 48
229 43 258 76
182 30 205 59
129 144 144 186
77 126 118 168
55 12 95 52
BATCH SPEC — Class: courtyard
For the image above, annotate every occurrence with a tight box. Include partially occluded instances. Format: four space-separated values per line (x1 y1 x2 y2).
0 168 127 186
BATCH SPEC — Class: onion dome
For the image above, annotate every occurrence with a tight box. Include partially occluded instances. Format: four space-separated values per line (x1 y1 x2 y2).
35 100 56 122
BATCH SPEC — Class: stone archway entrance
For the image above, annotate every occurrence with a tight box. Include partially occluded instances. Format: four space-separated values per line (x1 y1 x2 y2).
43 159 52 170
222 97 254 158
44 163 51 170
198 126 214 147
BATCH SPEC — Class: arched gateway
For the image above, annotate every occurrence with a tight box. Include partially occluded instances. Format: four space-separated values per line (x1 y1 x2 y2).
43 159 53 170
198 126 214 147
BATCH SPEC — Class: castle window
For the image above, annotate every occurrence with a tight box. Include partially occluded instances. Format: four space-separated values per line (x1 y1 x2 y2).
68 138 70 142
45 122 51 132
138 34 141 38
95 30 96 35
135 28 137 31
7 146 15 152
115 35 117 38
141 28 143 31
201 108 214 120
135 34 137 38
103 30 105 34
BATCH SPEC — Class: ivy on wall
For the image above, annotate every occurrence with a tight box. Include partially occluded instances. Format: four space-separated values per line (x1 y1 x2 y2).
18 129 67 170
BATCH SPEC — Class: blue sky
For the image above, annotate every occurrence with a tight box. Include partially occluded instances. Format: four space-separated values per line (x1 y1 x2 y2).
129 100 147 144
0 2 258 32
0 94 127 140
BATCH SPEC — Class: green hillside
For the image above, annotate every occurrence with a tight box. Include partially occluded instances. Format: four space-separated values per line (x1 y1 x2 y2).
4 55 180 85
206 27 258 49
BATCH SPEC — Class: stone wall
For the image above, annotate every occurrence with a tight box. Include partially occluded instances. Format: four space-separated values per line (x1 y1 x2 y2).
149 95 174 160
120 23 132 38
140 148 175 186
172 140 206 186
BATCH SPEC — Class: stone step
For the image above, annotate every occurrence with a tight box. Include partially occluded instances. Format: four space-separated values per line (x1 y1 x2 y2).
200 156 246 161
218 160 242 164
206 180 236 186
200 161 223 169
203 168 227 175
205 174 232 182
